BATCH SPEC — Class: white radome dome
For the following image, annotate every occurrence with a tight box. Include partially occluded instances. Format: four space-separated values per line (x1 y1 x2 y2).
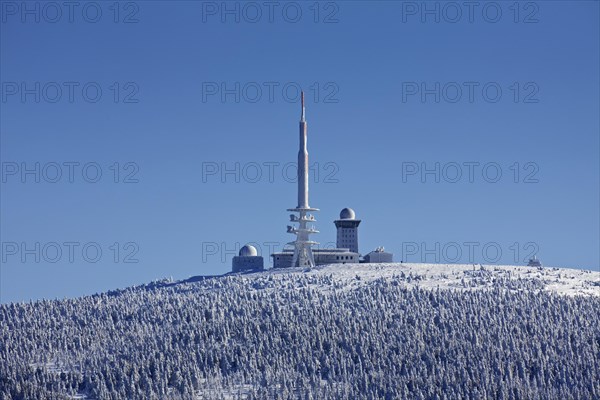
239 244 258 257
340 208 356 220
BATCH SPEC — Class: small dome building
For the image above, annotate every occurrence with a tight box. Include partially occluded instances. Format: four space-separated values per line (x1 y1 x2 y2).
232 244 264 273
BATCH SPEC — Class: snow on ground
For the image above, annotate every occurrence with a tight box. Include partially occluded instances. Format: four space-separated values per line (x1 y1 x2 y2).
196 385 252 400
234 263 600 297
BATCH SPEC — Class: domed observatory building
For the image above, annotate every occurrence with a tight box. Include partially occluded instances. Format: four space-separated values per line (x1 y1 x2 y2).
334 208 361 253
232 245 264 273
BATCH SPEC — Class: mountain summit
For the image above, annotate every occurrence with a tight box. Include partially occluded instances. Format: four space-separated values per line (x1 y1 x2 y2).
2 263 599 399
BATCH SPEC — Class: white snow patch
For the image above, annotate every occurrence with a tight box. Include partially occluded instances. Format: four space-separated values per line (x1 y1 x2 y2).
234 263 600 297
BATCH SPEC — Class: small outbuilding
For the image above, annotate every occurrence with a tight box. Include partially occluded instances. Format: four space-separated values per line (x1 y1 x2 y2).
527 256 542 267
362 247 393 263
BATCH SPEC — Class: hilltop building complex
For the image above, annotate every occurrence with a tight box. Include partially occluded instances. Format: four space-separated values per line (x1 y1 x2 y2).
233 94 392 272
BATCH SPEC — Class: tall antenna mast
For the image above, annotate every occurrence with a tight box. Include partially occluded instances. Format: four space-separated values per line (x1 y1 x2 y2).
286 91 319 268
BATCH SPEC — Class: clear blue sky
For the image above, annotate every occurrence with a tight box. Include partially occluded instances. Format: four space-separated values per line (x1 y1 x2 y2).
1 1 598 303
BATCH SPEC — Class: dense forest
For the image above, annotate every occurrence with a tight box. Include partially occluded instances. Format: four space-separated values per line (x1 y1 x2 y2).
1 265 599 399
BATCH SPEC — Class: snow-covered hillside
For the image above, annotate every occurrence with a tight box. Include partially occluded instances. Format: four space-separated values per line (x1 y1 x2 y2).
1 263 598 399
239 262 600 297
